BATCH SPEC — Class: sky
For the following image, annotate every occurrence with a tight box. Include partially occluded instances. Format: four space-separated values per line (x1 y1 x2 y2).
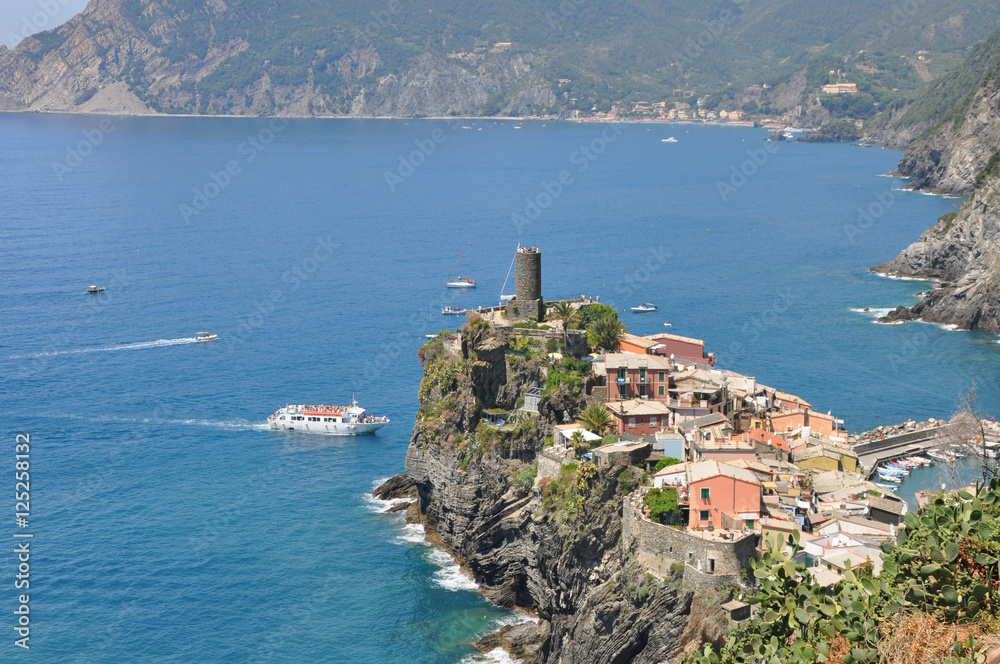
1 0 90 49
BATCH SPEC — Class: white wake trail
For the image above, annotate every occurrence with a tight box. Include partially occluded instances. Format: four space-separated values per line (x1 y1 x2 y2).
10 337 202 359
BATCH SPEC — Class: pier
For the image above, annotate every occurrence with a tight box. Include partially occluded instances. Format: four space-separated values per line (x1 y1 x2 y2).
855 424 958 479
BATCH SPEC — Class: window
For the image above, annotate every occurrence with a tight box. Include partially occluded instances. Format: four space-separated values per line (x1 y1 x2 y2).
650 416 657 427
619 384 627 399
700 487 710 500
708 558 716 574
639 385 647 398
628 417 636 429
639 368 646 383
659 371 665 382
658 385 665 396
746 519 754 530
617 367 626 381
699 510 710 521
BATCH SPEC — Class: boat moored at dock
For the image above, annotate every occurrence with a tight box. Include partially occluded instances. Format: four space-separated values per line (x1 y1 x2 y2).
268 398 389 435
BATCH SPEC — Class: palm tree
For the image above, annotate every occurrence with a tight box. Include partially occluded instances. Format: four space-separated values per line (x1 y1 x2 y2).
550 301 578 350
569 429 586 454
578 403 612 437
590 312 625 351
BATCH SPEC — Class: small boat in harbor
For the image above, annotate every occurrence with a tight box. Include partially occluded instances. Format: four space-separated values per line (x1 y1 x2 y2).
86 285 105 294
927 449 952 461
268 398 389 435
442 306 466 315
195 332 218 342
631 303 658 312
662 137 678 143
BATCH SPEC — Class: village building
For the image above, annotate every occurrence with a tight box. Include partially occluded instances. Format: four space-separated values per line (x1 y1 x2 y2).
687 460 763 531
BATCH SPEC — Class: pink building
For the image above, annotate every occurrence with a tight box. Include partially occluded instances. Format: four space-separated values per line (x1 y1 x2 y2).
687 460 762 531
607 399 671 435
605 353 673 402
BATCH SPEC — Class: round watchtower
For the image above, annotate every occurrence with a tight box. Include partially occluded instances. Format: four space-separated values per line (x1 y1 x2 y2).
515 247 542 302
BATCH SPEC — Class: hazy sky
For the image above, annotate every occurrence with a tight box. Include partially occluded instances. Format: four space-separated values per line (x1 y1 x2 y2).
1 0 90 49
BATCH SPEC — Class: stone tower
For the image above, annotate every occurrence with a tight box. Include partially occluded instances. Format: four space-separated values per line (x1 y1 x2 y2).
508 246 545 321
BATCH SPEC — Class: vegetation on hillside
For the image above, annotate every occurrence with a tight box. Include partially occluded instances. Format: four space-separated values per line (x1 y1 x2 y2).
24 0 1000 117
690 480 1000 663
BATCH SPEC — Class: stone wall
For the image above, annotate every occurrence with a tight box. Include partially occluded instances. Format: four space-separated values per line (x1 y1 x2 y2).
623 495 757 593
537 450 571 481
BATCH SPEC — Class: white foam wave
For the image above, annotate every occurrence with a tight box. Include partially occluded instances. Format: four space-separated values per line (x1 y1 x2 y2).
364 492 416 514
460 648 522 664
850 307 892 317
871 273 934 282
875 320 907 325
394 523 428 546
937 323 960 331
10 337 202 359
429 548 480 591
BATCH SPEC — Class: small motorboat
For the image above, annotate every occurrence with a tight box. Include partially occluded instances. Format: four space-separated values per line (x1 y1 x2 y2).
442 306 466 315
86 285 105 294
631 303 657 312
195 332 218 342
663 321 672 327
662 137 678 143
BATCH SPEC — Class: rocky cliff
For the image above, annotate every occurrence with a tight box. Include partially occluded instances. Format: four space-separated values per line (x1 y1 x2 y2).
865 24 1000 194
0 0 555 117
376 319 708 664
874 174 1000 332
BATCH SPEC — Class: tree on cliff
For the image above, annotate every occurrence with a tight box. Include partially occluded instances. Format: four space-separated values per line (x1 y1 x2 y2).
578 403 612 436
550 301 579 351
590 312 625 351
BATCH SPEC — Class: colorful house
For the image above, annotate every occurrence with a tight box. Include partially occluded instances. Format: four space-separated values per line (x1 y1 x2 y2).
687 460 762 531
605 353 674 402
607 399 672 435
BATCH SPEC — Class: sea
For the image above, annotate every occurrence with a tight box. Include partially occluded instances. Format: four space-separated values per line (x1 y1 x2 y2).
2 115 998 662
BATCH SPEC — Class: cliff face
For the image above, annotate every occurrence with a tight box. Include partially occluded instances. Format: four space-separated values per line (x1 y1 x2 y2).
864 24 1000 193
892 75 1000 195
874 177 1000 332
0 0 553 117
381 322 698 664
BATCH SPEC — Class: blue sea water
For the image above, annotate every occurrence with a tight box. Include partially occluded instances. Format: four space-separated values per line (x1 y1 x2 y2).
1 115 998 662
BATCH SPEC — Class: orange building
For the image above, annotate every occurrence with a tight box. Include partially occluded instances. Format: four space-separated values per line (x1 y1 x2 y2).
687 460 762 531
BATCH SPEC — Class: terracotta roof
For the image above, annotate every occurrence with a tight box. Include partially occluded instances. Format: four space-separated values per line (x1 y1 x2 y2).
607 400 672 416
618 333 659 350
678 413 728 431
604 353 673 370
747 428 790 451
688 460 760 485
646 332 705 347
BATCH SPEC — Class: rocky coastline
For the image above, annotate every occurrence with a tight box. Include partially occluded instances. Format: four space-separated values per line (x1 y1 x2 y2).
374 322 730 664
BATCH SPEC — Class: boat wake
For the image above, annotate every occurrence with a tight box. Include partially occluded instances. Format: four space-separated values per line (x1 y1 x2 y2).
9 337 203 359
63 413 266 431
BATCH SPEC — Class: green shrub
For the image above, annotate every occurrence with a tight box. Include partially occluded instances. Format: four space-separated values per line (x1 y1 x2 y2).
644 487 680 524
654 457 683 472
512 464 537 495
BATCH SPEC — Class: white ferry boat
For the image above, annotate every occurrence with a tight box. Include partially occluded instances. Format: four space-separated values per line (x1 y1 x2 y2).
268 398 389 435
